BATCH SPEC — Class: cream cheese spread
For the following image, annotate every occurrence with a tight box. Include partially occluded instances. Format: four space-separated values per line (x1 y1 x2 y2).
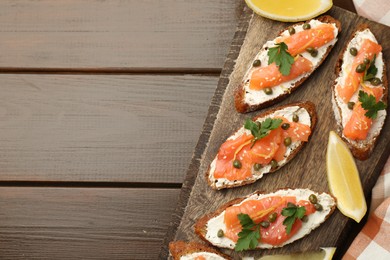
333 29 386 146
243 19 339 106
204 189 335 249
209 106 311 189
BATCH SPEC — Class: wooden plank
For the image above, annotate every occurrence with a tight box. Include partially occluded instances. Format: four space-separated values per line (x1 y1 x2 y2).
0 0 353 72
334 0 357 13
161 6 390 259
0 187 179 259
0 0 243 71
0 74 216 183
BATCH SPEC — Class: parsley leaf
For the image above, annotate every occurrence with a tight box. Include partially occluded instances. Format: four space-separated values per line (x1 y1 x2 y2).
237 213 255 229
296 206 306 219
281 203 306 234
244 118 283 148
363 55 378 81
235 213 261 252
244 119 260 139
268 42 295 76
358 90 386 119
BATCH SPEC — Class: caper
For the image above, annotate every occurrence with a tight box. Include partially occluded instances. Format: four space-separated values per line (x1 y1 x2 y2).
303 23 311 30
306 47 315 53
268 212 277 223
310 49 318 57
233 159 242 169
287 202 296 208
355 63 366 73
254 163 262 171
253 59 261 67
260 221 270 228
309 194 318 204
217 229 224 238
314 203 323 211
349 47 358 56
292 114 299 122
284 137 292 146
281 123 290 130
363 58 370 65
371 77 381 86
288 27 296 35
347 102 355 110
264 87 273 95
270 159 278 169
301 215 309 223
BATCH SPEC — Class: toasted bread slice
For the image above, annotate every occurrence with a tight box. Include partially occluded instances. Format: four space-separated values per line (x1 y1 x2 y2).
195 189 336 250
169 241 231 260
207 102 316 190
235 15 341 113
332 25 388 160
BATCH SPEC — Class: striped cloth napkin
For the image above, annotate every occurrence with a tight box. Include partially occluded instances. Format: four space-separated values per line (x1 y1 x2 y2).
352 0 390 26
343 158 390 259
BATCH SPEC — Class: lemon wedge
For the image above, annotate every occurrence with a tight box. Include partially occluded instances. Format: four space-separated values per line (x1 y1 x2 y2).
244 0 333 22
326 131 367 222
254 247 336 260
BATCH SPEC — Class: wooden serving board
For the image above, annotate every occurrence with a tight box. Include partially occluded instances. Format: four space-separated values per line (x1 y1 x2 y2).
160 6 390 259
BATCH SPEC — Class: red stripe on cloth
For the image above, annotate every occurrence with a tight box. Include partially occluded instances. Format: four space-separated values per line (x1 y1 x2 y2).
342 232 372 259
343 199 390 258
371 198 390 251
362 213 383 240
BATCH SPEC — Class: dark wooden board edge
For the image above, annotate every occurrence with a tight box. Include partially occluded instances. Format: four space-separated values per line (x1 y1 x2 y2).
159 5 390 259
158 5 252 259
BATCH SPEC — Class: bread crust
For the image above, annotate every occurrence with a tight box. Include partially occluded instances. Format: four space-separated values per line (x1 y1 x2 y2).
206 101 317 190
332 24 388 160
194 189 336 250
235 15 342 113
169 241 232 260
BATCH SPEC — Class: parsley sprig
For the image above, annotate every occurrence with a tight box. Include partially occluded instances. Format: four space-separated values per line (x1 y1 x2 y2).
281 203 306 234
268 42 295 76
358 90 386 119
244 118 283 148
235 213 261 252
363 55 378 81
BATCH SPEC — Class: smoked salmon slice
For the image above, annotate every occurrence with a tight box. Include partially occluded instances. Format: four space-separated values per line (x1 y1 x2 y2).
280 24 336 56
273 117 311 161
223 196 314 245
195 189 336 250
213 119 311 181
214 130 282 181
249 56 313 90
336 39 382 103
280 117 312 142
343 87 383 140
209 102 317 189
235 16 340 114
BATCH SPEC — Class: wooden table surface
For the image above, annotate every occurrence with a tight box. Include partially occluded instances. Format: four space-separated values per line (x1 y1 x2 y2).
0 1 357 259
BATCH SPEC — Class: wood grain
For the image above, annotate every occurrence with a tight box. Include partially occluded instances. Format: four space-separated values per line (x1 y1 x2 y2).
0 187 179 260
0 74 216 183
334 0 357 13
0 1 360 260
0 0 353 72
161 6 390 259
0 0 243 71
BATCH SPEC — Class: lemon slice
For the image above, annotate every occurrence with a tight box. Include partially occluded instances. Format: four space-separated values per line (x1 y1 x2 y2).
326 131 367 222
245 0 333 22
254 247 336 260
